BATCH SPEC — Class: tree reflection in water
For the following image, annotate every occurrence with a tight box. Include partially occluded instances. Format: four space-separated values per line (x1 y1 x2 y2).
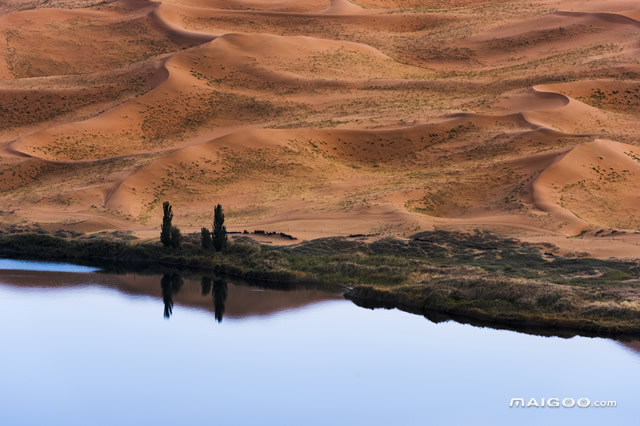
212 278 228 323
201 276 212 296
162 273 227 322
160 272 183 318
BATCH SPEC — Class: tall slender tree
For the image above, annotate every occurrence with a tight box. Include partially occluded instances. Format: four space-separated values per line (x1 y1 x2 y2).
212 204 228 252
160 201 173 247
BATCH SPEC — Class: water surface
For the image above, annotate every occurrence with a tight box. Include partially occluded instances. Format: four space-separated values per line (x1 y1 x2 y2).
0 263 638 426
0 258 99 273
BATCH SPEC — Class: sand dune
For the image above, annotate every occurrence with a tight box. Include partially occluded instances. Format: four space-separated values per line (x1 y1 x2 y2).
149 2 218 44
533 139 640 234
322 0 369 15
164 0 332 13
1 0 640 257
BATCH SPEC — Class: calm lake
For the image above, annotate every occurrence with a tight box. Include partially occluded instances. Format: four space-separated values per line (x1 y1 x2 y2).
0 259 638 426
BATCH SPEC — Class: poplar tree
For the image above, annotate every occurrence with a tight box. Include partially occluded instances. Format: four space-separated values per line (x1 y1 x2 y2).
160 201 173 247
212 204 227 252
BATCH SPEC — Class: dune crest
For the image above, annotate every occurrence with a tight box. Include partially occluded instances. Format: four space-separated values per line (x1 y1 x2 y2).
322 0 368 15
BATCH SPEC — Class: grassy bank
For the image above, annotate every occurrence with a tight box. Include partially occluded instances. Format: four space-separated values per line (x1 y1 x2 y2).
0 233 311 284
1 231 639 336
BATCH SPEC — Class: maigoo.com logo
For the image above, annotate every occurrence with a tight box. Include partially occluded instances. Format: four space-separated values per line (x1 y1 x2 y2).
510 398 617 408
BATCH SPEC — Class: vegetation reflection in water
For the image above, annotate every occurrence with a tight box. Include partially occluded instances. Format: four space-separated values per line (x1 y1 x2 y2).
161 272 228 322
1 269 639 426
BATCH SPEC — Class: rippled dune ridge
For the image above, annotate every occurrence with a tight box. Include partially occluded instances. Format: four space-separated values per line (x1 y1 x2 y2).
1 0 640 254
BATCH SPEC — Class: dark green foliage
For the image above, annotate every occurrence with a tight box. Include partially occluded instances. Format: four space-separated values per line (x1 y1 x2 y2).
170 225 182 249
200 227 212 250
212 204 227 253
160 201 173 247
0 234 200 270
160 201 181 248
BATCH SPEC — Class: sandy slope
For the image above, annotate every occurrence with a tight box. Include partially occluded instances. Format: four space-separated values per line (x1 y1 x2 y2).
532 139 640 235
1 0 640 258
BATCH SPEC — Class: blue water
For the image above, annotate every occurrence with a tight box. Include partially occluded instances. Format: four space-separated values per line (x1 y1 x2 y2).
0 258 99 273
0 270 638 426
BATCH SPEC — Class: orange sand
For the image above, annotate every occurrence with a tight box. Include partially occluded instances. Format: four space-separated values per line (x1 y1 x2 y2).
1 0 640 258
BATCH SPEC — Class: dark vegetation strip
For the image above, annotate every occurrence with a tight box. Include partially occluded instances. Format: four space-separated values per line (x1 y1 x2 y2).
1 230 639 337
0 233 308 285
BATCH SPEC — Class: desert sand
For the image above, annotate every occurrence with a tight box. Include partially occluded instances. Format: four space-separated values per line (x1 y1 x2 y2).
1 0 640 258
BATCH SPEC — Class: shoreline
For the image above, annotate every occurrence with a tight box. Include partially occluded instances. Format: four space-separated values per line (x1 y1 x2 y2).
1 231 639 338
345 291 640 339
